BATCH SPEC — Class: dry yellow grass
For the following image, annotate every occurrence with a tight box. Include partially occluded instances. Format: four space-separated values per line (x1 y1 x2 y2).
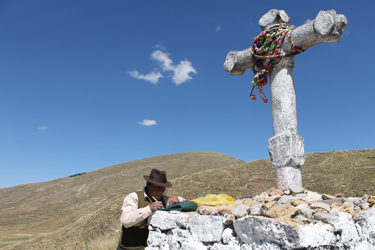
2 148 375 249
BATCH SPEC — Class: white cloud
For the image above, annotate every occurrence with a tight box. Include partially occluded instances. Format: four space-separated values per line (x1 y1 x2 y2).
138 119 157 126
216 25 222 32
172 60 197 85
153 44 167 51
151 50 175 71
129 48 197 86
305 18 311 24
37 126 48 130
128 69 163 85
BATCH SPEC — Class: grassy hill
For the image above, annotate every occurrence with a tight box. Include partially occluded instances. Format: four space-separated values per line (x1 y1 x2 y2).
2 148 375 249
0 152 243 236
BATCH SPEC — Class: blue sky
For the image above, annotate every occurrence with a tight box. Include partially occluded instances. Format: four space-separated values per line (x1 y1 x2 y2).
1 0 374 188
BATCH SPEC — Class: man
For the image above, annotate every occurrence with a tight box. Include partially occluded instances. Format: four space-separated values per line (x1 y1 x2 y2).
117 169 184 250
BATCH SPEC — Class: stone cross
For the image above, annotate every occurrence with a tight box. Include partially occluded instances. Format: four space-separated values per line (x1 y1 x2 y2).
224 9 347 189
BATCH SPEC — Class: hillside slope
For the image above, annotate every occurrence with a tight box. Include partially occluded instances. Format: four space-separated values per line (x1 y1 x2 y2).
0 151 244 234
5 148 375 250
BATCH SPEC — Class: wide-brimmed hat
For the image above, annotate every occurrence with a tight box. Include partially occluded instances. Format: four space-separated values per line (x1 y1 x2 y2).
144 169 172 187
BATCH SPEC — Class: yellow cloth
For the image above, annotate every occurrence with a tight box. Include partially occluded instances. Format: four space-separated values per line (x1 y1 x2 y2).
190 194 234 207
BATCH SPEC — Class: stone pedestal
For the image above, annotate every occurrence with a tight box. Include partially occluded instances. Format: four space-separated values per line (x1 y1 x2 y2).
268 133 305 189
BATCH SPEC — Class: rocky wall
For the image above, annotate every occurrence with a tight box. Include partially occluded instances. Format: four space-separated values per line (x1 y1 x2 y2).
146 186 375 250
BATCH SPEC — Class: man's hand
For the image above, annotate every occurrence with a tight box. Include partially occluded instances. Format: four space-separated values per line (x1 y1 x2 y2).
150 201 163 212
166 196 179 207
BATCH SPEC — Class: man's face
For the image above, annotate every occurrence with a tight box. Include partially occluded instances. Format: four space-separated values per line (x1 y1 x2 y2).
147 182 166 200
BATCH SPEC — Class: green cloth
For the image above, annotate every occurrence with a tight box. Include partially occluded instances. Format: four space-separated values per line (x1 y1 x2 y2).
162 201 198 212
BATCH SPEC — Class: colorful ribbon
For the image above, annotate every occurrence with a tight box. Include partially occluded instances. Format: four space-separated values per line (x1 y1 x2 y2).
249 23 304 102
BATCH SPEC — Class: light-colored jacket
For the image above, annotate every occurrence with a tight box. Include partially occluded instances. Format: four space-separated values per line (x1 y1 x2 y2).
120 189 185 228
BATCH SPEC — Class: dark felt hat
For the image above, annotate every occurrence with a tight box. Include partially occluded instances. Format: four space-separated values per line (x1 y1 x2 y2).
144 169 172 187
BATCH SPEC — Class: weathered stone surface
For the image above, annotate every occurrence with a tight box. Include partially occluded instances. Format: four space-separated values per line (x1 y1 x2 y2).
291 10 347 50
211 242 240 250
241 241 282 250
181 240 207 250
323 194 337 200
313 208 328 214
331 203 355 216
289 185 304 194
310 202 331 212
170 227 190 238
314 212 359 244
268 133 305 169
189 214 224 242
266 194 282 202
268 189 284 196
264 204 298 218
367 196 375 207
262 201 277 211
304 191 323 203
197 203 240 215
277 195 298 204
253 192 269 202
250 202 262 215
360 202 370 210
231 204 250 218
222 213 236 225
355 206 375 235
221 228 234 244
291 200 309 206
147 191 375 249
295 193 308 200
297 207 313 218
150 211 189 230
320 198 344 206
233 215 336 249
242 199 255 207
258 9 290 30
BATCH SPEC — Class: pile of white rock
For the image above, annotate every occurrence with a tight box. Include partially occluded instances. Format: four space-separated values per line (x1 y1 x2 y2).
146 186 375 250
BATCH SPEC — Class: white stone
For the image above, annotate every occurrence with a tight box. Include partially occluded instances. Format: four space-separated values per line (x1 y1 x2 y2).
289 185 304 194
170 227 191 238
296 203 309 209
221 227 234 244
295 193 308 200
240 241 282 250
233 215 336 249
211 242 240 250
148 230 167 247
150 211 189 230
304 191 323 203
250 203 262 215
266 194 281 202
314 212 359 244
231 204 250 218
356 206 375 235
311 202 331 212
277 195 298 204
188 214 224 242
181 240 207 250
268 133 305 169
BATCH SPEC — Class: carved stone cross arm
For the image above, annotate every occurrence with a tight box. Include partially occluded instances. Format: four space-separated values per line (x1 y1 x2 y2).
224 9 347 189
224 9 347 75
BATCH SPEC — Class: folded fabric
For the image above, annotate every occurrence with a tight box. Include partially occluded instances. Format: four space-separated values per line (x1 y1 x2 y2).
190 194 234 207
161 201 198 212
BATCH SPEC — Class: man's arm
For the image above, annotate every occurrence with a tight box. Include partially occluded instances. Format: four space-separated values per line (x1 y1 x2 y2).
120 192 152 228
